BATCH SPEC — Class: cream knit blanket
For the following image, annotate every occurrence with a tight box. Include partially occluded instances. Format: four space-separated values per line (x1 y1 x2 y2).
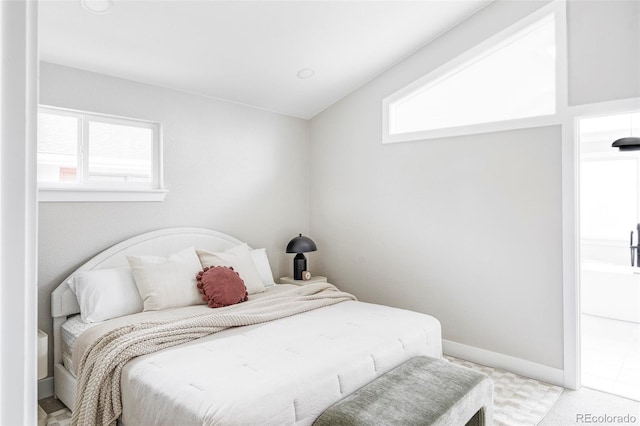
71 283 356 426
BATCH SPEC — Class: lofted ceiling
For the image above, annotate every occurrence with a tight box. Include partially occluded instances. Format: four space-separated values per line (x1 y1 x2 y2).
38 0 491 119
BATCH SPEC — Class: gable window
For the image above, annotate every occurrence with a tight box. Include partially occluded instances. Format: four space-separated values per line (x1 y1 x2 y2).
37 106 167 202
383 4 563 144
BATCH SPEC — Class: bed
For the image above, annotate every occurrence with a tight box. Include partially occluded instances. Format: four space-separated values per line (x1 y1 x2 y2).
51 227 442 425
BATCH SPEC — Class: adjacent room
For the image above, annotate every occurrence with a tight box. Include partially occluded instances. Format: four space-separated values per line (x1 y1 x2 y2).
0 0 639 425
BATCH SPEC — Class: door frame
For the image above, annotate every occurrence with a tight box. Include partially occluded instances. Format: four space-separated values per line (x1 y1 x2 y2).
561 96 640 390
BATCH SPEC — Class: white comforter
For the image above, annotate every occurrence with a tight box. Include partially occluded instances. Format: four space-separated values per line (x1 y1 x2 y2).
80 284 442 425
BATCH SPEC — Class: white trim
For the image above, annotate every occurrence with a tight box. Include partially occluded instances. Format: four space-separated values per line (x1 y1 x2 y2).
383 115 561 144
561 112 580 390
156 123 164 190
566 97 640 118
383 1 566 144
554 0 569 118
39 104 160 127
554 0 579 390
562 97 640 391
581 237 632 247
443 340 565 386
79 112 87 183
39 187 168 202
0 1 38 424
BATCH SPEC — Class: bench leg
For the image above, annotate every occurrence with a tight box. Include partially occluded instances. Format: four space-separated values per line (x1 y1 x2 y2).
465 406 492 426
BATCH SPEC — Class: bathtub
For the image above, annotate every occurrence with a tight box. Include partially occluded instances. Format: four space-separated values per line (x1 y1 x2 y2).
581 261 640 323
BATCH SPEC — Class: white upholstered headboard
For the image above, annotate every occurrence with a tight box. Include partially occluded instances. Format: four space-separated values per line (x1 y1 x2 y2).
51 227 245 368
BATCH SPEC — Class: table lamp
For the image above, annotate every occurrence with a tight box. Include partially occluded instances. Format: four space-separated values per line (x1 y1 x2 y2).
286 234 317 280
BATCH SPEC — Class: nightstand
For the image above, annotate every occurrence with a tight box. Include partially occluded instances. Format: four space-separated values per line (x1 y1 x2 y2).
280 276 327 286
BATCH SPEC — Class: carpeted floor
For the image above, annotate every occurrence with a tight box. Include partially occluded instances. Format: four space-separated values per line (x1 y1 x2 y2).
40 356 637 425
446 356 563 425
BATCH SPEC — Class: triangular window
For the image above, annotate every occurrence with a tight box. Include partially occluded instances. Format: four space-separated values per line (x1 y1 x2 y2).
385 11 557 141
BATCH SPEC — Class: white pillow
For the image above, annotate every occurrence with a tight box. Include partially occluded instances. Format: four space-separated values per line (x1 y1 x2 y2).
69 267 143 323
250 248 276 287
128 247 204 311
196 244 266 294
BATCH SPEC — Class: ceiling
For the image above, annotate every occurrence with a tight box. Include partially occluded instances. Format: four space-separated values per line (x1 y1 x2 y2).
38 0 491 119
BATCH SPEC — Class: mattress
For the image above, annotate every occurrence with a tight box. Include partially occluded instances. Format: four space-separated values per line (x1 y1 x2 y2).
60 314 95 376
115 297 442 425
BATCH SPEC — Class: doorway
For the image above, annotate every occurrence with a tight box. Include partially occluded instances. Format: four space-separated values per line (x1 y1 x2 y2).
578 110 640 401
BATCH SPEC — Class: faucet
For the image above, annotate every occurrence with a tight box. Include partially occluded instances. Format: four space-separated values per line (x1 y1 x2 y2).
631 224 640 267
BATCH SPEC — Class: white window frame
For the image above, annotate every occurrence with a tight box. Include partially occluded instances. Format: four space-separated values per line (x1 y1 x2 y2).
37 106 167 202
382 1 568 144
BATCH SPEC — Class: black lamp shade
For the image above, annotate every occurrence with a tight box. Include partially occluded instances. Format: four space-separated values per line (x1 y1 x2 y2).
286 234 317 280
286 234 317 254
612 137 640 151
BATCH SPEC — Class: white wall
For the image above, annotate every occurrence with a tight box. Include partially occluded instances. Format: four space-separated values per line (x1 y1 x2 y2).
38 62 311 376
567 0 640 105
309 0 639 382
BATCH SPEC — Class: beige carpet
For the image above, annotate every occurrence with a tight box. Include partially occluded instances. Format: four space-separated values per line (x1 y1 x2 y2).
446 356 563 425
45 356 564 425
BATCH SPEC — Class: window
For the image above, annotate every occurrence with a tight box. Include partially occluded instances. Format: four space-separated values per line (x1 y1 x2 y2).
383 4 562 143
37 107 166 202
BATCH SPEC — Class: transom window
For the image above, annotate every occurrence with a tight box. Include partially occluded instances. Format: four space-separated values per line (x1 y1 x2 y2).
37 106 166 202
383 4 561 144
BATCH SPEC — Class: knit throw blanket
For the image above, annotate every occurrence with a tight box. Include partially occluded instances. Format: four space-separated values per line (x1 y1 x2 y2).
72 283 356 426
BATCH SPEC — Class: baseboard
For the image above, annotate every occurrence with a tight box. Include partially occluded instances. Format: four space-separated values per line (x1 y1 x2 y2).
38 377 54 400
442 340 565 387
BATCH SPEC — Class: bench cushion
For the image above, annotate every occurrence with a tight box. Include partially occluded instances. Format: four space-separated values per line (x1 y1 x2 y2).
313 356 493 426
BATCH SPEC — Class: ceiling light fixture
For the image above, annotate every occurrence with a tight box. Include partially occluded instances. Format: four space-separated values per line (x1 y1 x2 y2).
297 68 315 80
612 137 640 151
80 0 114 14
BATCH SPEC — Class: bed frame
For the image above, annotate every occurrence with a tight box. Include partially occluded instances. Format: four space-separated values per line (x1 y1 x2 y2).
51 227 246 410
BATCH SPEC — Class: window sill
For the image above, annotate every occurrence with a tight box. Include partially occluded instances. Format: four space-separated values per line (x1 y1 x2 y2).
38 187 168 203
382 114 561 145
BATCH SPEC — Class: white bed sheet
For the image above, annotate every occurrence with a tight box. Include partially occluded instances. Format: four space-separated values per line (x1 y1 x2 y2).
115 294 442 425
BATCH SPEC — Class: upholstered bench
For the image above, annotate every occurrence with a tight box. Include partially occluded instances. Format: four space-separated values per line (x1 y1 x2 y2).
313 356 493 426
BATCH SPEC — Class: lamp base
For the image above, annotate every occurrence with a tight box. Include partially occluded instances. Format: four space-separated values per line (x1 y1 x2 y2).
293 253 307 280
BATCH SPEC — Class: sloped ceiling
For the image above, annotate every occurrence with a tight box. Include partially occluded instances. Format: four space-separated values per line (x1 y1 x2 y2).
39 0 491 118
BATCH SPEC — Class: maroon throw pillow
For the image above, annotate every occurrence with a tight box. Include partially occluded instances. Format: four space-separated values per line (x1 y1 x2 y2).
196 266 248 308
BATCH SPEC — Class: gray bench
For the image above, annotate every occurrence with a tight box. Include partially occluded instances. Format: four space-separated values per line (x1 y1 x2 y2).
314 356 493 426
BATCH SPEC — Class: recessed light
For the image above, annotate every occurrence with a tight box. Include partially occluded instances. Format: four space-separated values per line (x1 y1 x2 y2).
297 68 315 80
81 0 114 14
